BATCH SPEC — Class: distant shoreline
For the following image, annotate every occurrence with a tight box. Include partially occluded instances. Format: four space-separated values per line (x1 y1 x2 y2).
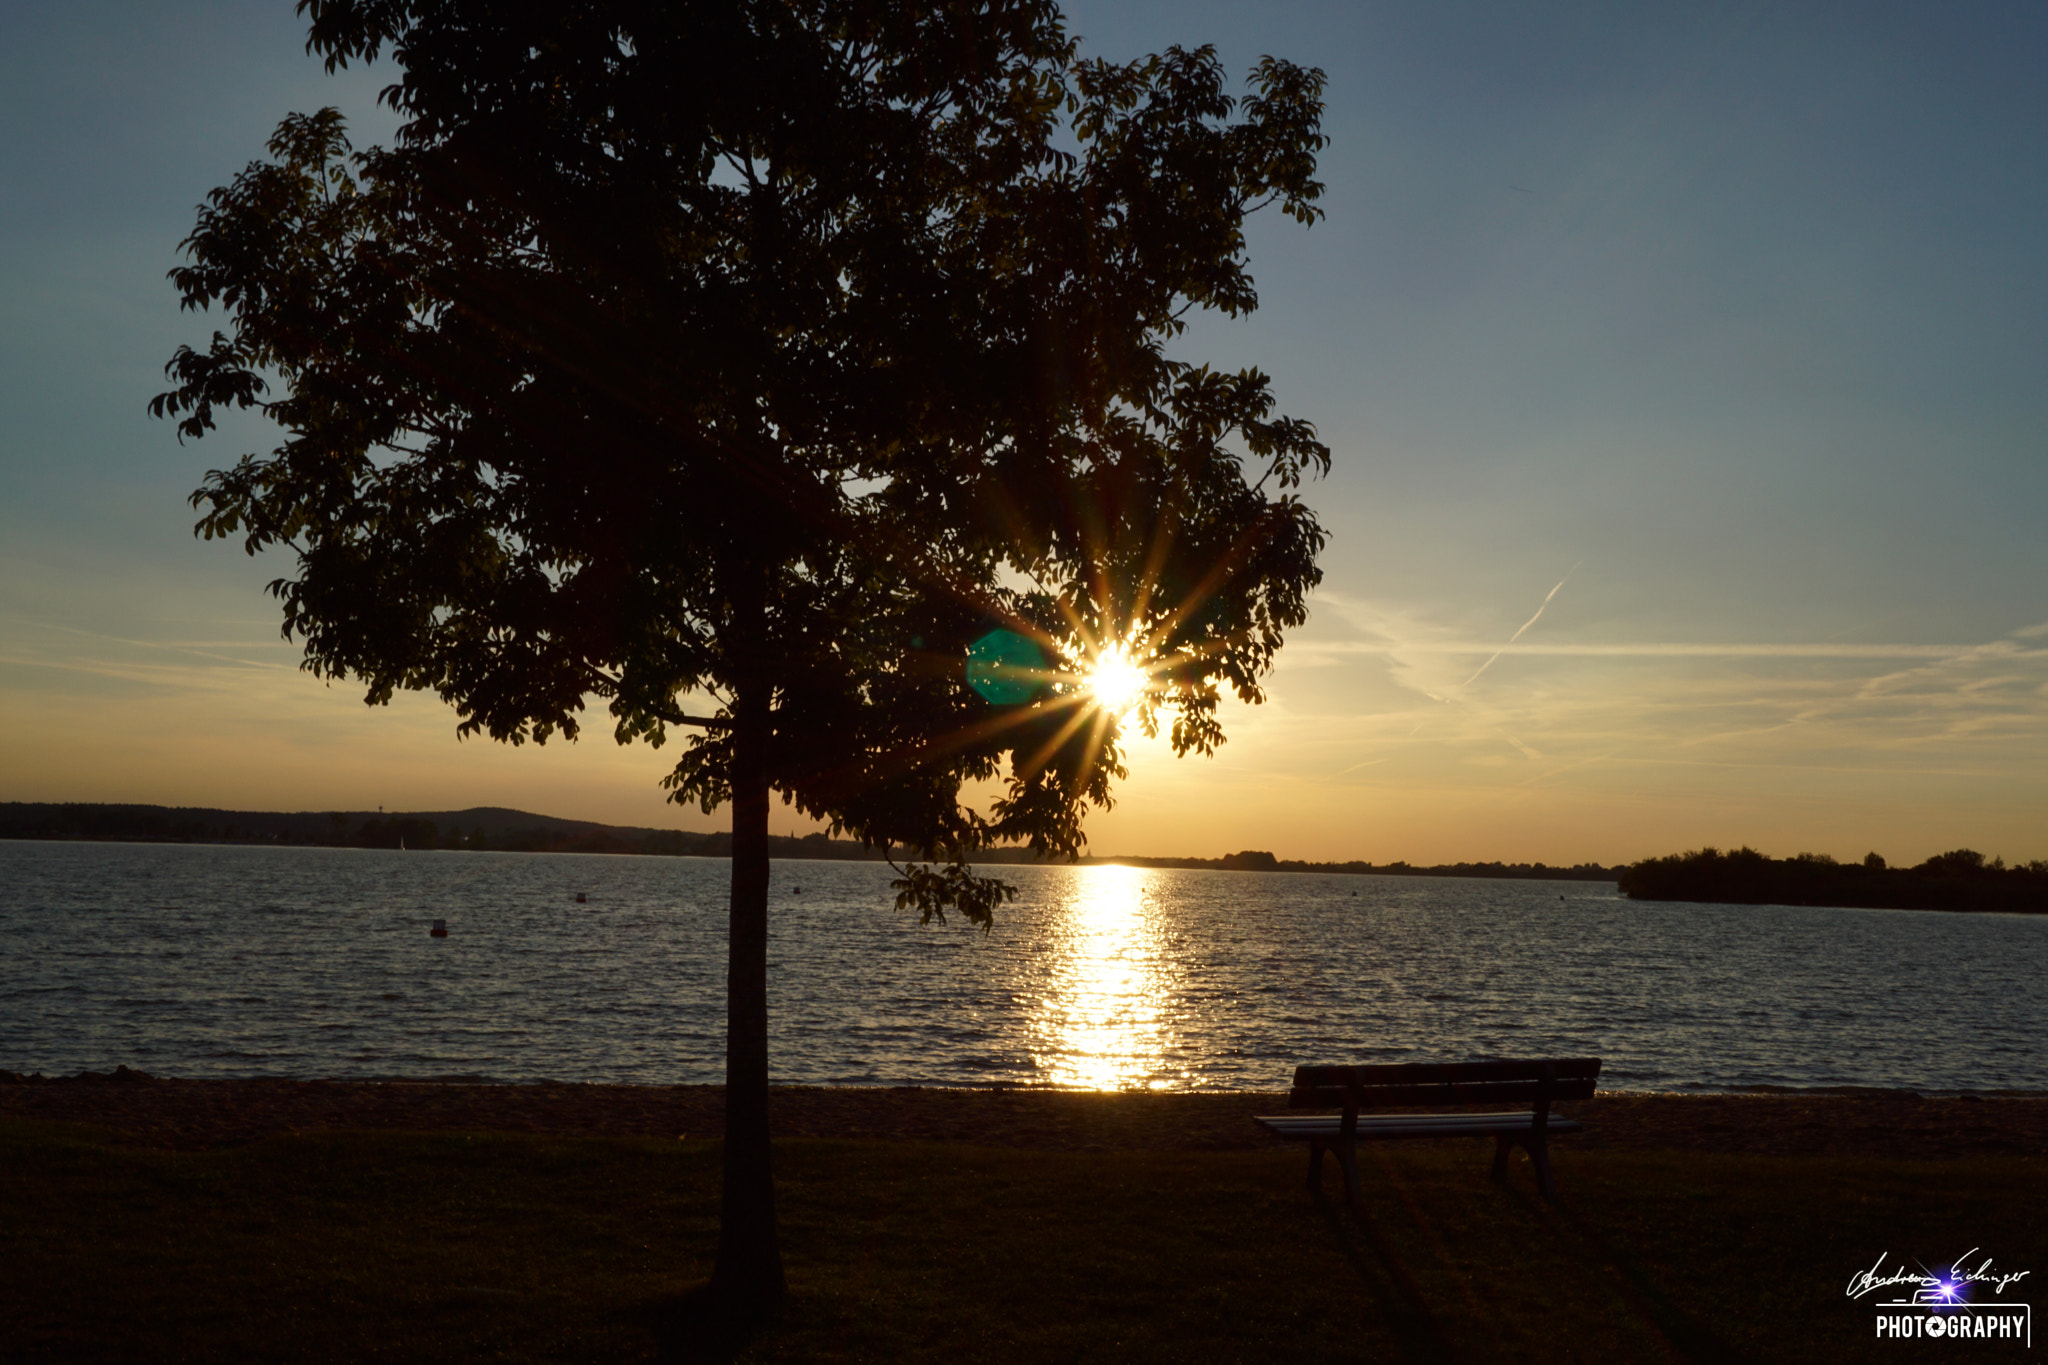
0 801 1621 883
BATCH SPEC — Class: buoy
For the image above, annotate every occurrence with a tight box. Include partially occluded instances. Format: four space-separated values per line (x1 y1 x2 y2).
430 919 448 937
575 893 587 904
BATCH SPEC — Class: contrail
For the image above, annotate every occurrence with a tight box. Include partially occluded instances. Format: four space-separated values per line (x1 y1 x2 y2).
1461 568 1577 690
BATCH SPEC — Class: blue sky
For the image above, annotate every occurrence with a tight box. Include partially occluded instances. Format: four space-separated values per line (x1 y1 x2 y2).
2 1 2044 864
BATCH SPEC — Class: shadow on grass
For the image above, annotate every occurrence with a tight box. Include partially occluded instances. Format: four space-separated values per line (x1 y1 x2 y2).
1311 1192 1458 1362
643 1281 777 1365
1499 1174 1738 1363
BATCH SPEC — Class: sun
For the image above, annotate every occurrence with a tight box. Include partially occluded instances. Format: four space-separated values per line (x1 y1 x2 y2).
1087 648 1148 714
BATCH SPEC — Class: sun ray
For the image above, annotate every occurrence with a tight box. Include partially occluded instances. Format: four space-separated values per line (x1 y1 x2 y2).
1016 697 1100 778
1070 704 1120 800
1132 505 1282 658
1125 503 1182 640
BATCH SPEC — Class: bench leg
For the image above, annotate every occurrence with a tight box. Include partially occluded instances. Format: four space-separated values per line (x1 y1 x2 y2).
1485 1133 1561 1199
1334 1136 1362 1207
1527 1132 1557 1201
1306 1137 1361 1205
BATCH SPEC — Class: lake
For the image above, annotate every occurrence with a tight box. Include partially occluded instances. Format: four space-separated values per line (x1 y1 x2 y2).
2 840 2042 1093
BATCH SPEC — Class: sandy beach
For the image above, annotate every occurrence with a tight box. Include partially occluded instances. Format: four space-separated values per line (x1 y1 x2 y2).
5 1069 2045 1159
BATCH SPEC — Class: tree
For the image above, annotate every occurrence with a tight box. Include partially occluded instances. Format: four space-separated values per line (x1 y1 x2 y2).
154 0 1329 1307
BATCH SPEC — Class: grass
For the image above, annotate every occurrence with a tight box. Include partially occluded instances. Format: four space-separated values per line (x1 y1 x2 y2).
2 1118 2041 1363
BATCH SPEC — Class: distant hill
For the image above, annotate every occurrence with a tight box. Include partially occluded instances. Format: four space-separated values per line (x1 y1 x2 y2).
0 802 1619 880
0 801 771 858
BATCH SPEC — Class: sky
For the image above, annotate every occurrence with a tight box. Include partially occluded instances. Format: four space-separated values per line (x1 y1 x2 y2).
2 1 2045 866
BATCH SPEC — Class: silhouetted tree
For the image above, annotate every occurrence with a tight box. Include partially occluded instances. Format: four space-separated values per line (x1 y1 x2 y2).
155 0 1328 1307
1620 843 2048 913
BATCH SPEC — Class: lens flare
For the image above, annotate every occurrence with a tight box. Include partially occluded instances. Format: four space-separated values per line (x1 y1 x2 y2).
1087 648 1147 713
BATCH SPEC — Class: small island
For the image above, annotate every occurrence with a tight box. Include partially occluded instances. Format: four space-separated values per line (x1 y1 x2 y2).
1619 845 2048 914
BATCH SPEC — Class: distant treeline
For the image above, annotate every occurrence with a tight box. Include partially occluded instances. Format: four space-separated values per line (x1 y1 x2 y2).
1619 846 2048 914
1090 850 1620 881
0 803 1620 880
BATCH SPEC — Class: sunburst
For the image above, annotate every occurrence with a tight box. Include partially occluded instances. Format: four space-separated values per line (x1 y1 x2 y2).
1085 647 1149 714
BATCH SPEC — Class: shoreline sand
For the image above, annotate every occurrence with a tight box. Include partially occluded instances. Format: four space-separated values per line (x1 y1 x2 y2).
5 1071 2046 1158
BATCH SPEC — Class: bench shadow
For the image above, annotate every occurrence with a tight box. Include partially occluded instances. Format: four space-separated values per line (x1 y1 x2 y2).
1497 1179 1738 1364
638 1282 777 1365
1310 1189 1461 1362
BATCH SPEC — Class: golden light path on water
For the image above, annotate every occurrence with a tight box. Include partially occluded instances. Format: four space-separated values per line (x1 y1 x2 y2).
1027 864 1180 1089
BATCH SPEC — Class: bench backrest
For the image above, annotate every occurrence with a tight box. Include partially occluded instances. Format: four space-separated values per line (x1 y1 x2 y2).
1289 1058 1602 1111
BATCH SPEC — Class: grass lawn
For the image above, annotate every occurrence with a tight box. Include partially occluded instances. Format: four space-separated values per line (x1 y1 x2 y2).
2 1118 2040 1362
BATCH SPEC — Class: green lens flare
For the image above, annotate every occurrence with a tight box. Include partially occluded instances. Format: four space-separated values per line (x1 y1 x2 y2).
965 629 1047 705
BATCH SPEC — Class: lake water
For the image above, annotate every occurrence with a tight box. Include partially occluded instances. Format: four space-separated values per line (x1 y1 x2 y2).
2 840 2042 1093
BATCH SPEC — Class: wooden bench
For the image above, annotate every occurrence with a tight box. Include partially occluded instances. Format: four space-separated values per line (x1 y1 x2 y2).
1254 1058 1601 1202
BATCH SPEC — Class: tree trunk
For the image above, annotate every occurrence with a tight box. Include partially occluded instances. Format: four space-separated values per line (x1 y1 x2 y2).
711 571 785 1308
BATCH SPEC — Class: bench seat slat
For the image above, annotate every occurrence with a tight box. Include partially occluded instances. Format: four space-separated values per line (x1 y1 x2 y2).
1256 1111 1580 1126
1255 1113 1584 1138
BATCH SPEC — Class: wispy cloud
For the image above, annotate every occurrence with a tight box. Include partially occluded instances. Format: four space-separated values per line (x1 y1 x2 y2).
0 616 307 711
1237 608 2048 786
1297 640 2028 659
1459 568 1576 690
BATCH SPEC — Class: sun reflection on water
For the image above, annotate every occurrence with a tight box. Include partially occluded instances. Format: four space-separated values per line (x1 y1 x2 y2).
1030 863 1177 1089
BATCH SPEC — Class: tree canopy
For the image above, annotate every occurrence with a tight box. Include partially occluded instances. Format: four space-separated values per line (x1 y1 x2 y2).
156 0 1330 1304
